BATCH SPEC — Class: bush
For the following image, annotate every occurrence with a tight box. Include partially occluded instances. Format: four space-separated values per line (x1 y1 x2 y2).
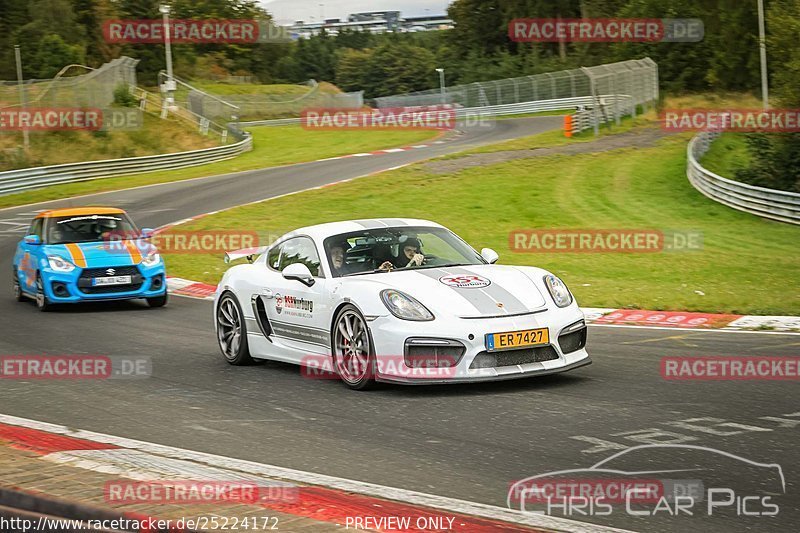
113 84 137 107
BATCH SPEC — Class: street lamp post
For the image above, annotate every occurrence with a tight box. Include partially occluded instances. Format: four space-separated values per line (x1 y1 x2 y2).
435 68 446 105
13 45 29 151
757 0 769 109
159 4 175 110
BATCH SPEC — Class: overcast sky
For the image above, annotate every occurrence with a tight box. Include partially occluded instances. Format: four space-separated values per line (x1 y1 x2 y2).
262 0 453 24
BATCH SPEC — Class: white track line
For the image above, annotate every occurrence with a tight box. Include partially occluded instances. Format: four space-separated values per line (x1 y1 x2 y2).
0 414 632 533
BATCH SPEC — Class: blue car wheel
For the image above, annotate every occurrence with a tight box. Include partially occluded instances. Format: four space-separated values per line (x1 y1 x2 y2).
35 274 52 312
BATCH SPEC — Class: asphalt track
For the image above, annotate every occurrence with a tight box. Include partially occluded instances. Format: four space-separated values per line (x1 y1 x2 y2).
1 116 798 532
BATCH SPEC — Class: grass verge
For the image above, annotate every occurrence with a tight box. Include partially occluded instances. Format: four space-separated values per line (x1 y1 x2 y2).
165 123 799 315
699 133 751 177
0 126 440 209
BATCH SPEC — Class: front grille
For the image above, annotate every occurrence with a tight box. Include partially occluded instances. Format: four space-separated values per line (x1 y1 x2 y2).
80 266 140 279
404 339 466 368
78 265 143 294
559 328 587 354
470 345 560 369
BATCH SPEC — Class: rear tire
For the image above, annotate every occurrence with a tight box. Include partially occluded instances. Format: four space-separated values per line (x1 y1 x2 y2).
12 269 25 302
332 304 376 391
147 292 168 308
35 274 52 312
216 292 252 365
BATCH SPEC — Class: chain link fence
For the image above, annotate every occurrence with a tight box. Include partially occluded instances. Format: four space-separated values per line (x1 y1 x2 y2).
0 57 138 110
374 58 658 134
162 75 363 122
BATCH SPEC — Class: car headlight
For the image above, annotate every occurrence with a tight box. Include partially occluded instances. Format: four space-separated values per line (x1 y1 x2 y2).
544 274 573 308
380 289 434 321
141 252 161 266
47 255 75 272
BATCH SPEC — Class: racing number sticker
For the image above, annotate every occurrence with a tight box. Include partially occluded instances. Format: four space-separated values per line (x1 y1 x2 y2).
439 275 491 289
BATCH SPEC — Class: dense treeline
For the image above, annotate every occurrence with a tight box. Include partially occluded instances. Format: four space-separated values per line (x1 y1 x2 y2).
0 0 788 98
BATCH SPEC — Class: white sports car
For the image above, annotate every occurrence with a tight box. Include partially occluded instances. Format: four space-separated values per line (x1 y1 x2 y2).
214 219 590 390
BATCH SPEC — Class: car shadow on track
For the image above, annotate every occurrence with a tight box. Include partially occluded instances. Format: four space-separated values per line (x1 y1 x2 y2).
15 299 156 314
242 357 592 397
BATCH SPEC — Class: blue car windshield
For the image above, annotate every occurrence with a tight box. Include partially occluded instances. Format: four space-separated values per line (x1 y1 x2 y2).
46 214 139 245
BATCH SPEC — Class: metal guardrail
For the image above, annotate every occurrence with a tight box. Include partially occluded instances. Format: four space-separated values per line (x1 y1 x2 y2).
687 132 800 225
0 133 252 196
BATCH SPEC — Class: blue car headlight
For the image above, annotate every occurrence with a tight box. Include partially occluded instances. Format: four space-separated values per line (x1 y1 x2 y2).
47 255 76 272
141 252 162 267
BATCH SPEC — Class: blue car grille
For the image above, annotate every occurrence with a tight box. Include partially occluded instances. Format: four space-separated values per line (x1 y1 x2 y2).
78 265 144 294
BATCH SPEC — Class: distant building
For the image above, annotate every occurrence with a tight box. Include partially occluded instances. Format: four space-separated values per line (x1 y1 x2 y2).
285 10 453 37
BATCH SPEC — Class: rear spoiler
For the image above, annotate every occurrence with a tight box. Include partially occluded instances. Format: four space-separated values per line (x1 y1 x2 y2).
224 246 269 264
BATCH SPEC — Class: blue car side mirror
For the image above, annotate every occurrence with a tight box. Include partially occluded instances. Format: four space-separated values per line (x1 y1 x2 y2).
23 235 41 245
140 228 155 239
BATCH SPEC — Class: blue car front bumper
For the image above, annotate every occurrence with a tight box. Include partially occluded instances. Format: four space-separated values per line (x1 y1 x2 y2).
39 262 167 303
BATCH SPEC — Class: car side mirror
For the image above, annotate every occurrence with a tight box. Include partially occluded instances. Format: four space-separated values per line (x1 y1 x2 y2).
140 228 155 239
481 247 499 264
282 263 315 287
23 235 41 245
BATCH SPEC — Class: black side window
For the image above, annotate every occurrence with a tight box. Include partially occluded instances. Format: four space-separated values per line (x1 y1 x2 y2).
29 218 43 239
267 244 282 270
278 237 322 277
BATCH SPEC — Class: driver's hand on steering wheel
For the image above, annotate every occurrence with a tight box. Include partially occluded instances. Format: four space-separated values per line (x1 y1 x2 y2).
407 253 425 267
378 261 394 271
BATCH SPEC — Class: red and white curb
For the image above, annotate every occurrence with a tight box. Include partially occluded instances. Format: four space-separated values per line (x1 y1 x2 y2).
0 414 629 533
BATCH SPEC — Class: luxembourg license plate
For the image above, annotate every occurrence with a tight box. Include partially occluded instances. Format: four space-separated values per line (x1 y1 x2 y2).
486 327 549 351
92 275 131 286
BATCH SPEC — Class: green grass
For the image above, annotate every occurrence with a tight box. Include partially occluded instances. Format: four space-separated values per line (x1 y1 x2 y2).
0 114 217 171
0 126 440 209
165 125 800 315
699 133 751 177
192 81 341 97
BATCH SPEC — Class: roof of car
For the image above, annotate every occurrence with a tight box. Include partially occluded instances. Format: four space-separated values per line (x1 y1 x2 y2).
35 207 126 219
283 218 445 242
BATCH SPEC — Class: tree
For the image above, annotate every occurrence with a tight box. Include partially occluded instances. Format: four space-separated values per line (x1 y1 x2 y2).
33 34 84 77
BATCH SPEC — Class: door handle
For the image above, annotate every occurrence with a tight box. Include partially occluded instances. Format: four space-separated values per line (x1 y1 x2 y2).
261 288 274 299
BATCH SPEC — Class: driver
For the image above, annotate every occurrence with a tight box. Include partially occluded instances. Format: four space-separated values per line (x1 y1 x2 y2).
329 239 352 276
379 237 424 271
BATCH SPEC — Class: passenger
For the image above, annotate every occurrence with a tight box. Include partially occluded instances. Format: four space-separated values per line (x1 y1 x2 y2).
378 237 425 270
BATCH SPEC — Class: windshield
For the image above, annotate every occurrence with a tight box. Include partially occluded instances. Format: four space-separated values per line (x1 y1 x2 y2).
323 226 485 278
45 214 139 245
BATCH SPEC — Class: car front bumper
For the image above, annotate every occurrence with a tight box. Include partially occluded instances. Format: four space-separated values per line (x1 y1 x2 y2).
39 263 167 303
367 306 591 384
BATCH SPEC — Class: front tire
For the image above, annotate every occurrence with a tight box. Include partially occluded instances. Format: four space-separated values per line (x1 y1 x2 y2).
35 274 52 312
332 304 376 391
216 292 252 365
147 292 168 308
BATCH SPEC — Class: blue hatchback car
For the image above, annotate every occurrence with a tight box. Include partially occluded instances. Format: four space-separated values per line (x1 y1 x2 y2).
12 207 167 311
